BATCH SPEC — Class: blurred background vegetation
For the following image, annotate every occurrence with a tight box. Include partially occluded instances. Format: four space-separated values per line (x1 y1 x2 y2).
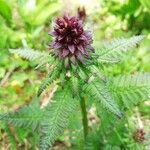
0 0 150 149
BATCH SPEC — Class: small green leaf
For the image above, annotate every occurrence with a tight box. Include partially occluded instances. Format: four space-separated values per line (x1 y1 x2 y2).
140 0 150 12
0 0 12 22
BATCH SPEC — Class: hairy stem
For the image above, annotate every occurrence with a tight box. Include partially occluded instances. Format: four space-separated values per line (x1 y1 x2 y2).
80 97 88 140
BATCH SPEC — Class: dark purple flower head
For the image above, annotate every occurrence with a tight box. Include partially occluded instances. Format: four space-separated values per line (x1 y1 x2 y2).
77 7 86 22
49 15 94 65
133 129 145 143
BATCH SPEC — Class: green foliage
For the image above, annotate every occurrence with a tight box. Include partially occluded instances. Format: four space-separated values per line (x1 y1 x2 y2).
0 87 78 149
85 130 101 150
37 64 61 96
70 75 79 97
97 35 144 63
9 48 55 70
108 73 150 109
39 85 77 150
5 125 17 149
84 78 122 118
140 0 150 12
17 0 61 26
9 48 48 62
101 0 150 33
0 0 12 23
0 98 43 131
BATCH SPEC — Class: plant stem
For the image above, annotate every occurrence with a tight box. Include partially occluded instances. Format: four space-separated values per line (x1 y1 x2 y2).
80 97 88 140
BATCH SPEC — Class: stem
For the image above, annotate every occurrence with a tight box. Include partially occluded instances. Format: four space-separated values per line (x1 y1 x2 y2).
80 97 88 140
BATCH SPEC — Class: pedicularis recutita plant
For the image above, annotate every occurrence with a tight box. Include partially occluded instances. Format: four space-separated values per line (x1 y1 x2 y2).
1 15 150 150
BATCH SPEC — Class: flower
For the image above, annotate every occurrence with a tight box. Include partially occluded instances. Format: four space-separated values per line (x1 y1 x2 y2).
49 15 94 65
133 129 145 143
77 7 86 22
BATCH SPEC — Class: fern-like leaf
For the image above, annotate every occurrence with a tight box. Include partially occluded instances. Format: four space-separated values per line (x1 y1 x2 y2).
5 125 17 149
97 35 144 63
84 79 122 118
70 75 79 97
108 73 150 109
37 64 61 96
0 98 43 130
39 86 77 150
85 130 101 150
9 48 48 61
